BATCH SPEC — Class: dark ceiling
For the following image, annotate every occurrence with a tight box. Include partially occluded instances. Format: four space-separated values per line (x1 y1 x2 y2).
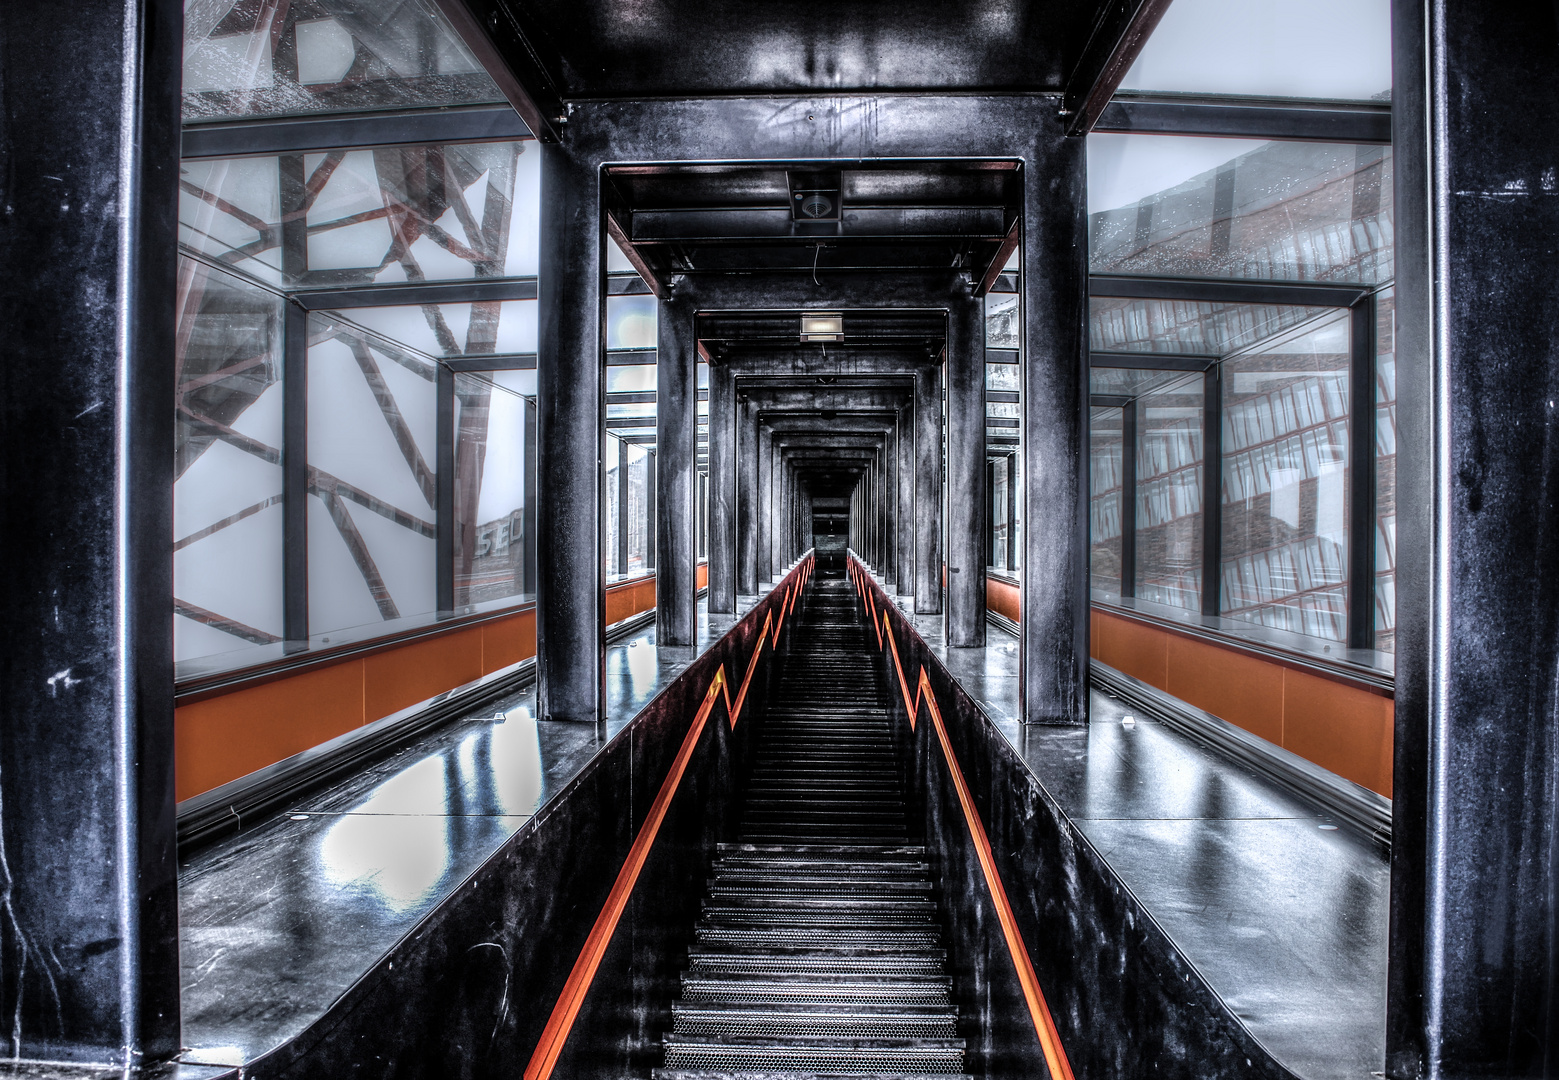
607 161 1020 286
486 0 1108 101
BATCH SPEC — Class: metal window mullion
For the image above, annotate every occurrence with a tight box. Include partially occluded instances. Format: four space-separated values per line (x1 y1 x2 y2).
283 299 309 645
1347 294 1379 650
436 365 455 612
1120 401 1137 599
617 437 630 575
1202 367 1223 618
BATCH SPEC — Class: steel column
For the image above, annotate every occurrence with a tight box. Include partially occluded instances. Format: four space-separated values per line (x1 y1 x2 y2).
914 364 943 613
1201 365 1223 619
1386 3 1559 1075
758 422 773 583
0 0 182 1061
708 363 737 612
770 435 784 575
1020 123 1089 724
656 290 697 643
737 395 759 594
947 293 987 646
1120 402 1137 598
1347 293 1378 651
898 403 915 594
536 142 605 723
645 449 657 571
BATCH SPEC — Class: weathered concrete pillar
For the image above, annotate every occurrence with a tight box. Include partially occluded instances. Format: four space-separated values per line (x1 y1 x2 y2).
757 421 773 583
708 363 737 613
897 402 915 594
655 289 696 643
914 364 943 613
947 292 987 647
737 395 759 595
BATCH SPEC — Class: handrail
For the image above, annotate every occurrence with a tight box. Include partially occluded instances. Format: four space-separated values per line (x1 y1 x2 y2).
523 554 814 1080
848 558 1076 1080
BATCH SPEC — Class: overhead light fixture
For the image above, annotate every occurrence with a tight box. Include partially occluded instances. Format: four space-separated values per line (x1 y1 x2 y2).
801 312 843 342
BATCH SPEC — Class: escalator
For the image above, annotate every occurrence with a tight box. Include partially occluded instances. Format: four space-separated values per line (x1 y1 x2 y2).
653 575 971 1078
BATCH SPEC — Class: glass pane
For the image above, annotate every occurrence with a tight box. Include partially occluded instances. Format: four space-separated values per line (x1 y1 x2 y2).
607 365 656 393
1090 366 1202 399
182 0 504 123
1090 406 1124 597
454 371 532 608
990 457 1009 571
605 434 621 579
607 295 658 350
180 140 538 288
1135 373 1204 611
1118 0 1391 102
1091 297 1334 357
986 363 1018 391
1374 288 1396 653
174 258 286 664
307 315 438 637
1089 136 1392 285
627 444 650 575
1220 311 1351 641
986 293 1019 349
333 299 537 357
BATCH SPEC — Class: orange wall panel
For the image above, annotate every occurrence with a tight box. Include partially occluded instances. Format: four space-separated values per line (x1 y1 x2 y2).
1281 668 1394 797
363 625 485 722
986 577 1020 623
481 609 537 674
1165 634 1286 746
605 576 657 625
697 562 708 590
175 660 365 801
1094 610 1169 689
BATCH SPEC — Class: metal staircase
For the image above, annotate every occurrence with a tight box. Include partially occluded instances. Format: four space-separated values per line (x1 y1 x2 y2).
653 575 971 1080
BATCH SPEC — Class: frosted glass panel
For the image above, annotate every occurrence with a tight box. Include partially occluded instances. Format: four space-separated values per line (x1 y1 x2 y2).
607 295 658 350
183 0 503 123
1135 374 1204 611
337 300 537 357
1089 136 1393 285
986 293 1019 349
308 317 437 636
455 371 532 607
180 141 538 289
174 258 286 664
1090 407 1124 596
1119 0 1392 102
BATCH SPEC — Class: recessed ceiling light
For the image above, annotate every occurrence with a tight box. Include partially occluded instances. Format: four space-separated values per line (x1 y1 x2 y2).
801 312 843 342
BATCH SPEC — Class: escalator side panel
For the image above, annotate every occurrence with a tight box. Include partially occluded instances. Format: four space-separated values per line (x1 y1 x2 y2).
860 565 1301 1080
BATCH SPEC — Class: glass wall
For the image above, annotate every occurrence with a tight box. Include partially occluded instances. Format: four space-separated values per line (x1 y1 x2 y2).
454 370 534 607
174 259 286 663
1089 406 1124 596
1135 374 1205 610
1220 313 1351 641
604 434 652 583
1374 290 1397 652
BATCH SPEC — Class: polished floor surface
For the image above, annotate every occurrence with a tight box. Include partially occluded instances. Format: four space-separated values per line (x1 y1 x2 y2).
178 592 768 1068
880 581 1390 1080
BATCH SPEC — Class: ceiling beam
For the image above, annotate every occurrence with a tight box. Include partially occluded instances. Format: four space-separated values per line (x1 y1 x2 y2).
180 105 532 159
1095 95 1393 144
427 0 563 143
1061 0 1177 136
631 206 1007 242
1089 273 1371 308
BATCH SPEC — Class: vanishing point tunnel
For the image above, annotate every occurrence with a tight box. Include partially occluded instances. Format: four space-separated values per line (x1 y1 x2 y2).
5 1 1559 1079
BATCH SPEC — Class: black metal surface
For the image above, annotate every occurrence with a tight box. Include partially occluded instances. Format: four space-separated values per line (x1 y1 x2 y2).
946 294 986 647
914 364 943 615
1061 0 1176 135
1120 401 1138 599
1089 273 1369 308
657 292 698 644
1387 2 1559 1075
180 105 532 159
0 0 183 1062
1201 365 1223 619
1090 350 1217 372
1347 295 1378 652
708 364 737 614
469 0 1116 100
283 301 310 645
1095 95 1393 144
295 277 538 310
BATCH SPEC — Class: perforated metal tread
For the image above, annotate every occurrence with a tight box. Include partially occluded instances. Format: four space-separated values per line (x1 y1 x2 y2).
652 578 969 1076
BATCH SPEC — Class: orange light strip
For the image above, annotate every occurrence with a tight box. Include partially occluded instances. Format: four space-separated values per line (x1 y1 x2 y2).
523 557 810 1080
851 557 1076 1080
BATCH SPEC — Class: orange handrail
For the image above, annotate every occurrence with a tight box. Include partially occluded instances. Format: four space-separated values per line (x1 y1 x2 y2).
852 557 1076 1080
523 553 813 1080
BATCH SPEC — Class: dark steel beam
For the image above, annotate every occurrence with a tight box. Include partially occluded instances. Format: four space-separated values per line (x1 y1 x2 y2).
1062 0 1176 136
914 363 942 614
631 205 1006 242
987 348 1020 364
427 0 562 143
1096 94 1393 145
1090 351 1218 371
607 274 655 296
180 104 532 159
0 0 182 1060
707 362 737 612
975 215 1023 297
606 207 669 299
898 403 915 594
1089 273 1369 308
1347 294 1378 652
1201 365 1223 619
296 277 538 310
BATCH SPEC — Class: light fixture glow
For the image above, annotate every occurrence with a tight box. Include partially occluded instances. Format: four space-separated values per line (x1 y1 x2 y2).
801 312 843 342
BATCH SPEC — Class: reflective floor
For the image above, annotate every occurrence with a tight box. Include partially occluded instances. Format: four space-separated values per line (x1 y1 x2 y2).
882 583 1390 1080
178 591 768 1068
